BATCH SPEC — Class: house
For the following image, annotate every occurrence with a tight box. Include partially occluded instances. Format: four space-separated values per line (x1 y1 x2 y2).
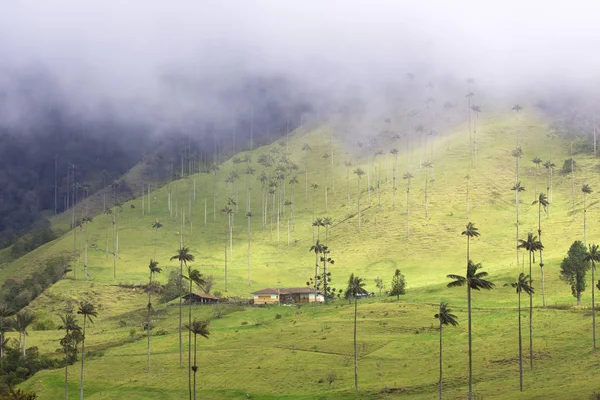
182 292 220 304
251 287 324 305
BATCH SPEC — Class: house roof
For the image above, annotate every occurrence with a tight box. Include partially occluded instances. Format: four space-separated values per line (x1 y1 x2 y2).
251 287 323 295
184 292 220 300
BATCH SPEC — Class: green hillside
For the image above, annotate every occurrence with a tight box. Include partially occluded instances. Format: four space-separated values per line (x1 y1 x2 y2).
5 109 600 398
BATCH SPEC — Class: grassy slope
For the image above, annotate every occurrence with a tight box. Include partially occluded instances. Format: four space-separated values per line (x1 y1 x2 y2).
8 109 600 398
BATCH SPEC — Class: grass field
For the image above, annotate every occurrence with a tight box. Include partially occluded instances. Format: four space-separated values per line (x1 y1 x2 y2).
5 108 600 398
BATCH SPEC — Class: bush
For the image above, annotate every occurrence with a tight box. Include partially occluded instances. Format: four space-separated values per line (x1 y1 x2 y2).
562 158 577 173
275 314 282 319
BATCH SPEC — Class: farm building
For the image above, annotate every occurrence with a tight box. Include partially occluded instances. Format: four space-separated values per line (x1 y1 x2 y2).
251 287 324 305
182 292 220 304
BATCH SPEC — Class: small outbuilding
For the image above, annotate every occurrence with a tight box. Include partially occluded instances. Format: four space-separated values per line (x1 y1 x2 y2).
251 287 324 305
183 292 220 305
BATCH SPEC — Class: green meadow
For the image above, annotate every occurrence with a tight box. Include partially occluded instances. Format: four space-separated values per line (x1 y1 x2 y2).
5 110 600 398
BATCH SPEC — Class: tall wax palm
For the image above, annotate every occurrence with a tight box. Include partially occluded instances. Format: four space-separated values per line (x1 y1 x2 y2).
77 301 97 400
584 244 599 349
465 175 470 218
288 176 298 228
532 193 549 306
434 302 459 400
511 146 524 183
323 217 333 244
322 152 331 211
186 320 210 400
462 222 480 264
447 261 494 400
345 274 367 391
13 311 34 356
58 312 80 400
390 149 399 208
245 165 255 212
310 183 319 221
423 161 433 218
246 211 252 286
221 205 233 289
512 182 526 265
582 184 593 245
147 260 162 371
470 105 482 166
543 160 555 213
403 172 414 237
508 273 534 391
104 208 112 260
185 269 206 400
517 233 543 370
170 247 195 368
345 161 353 203
302 143 312 200
152 220 163 261
532 157 542 199
353 168 365 232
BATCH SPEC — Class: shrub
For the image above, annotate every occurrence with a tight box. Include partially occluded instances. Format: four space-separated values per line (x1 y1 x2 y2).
275 314 282 319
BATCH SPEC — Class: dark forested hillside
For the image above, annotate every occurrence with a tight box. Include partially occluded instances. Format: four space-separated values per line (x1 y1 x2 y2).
0 71 316 252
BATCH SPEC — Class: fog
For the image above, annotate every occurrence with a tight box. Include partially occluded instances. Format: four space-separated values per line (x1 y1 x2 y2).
1 0 600 135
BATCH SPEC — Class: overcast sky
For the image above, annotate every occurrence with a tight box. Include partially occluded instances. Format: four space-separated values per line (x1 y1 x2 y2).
1 0 599 128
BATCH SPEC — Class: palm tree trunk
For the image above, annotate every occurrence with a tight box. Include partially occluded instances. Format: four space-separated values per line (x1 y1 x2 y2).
154 229 158 261
518 290 523 391
538 203 546 307
439 321 443 400
593 262 597 349
193 333 197 400
80 319 86 400
357 178 361 232
467 237 470 264
584 195 587 245
467 286 473 400
425 170 429 219
406 187 410 238
188 270 193 400
179 260 183 368
247 216 251 286
65 332 69 400
353 296 358 391
516 190 520 266
147 274 152 371
23 331 26 356
466 179 469 218
529 252 533 370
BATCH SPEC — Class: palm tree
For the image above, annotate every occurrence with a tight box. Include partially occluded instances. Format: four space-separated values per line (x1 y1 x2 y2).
403 172 414 237
532 193 549 306
323 217 333 245
462 222 480 264
345 274 366 391
322 152 331 211
246 211 252 286
582 184 593 245
447 261 494 400
104 208 112 260
302 143 312 200
390 149 399 208
532 157 542 199
147 260 162 371
310 183 319 221
470 105 481 166
585 244 599 349
288 176 298 227
434 302 459 400
221 205 233 290
185 268 206 400
508 273 534 391
465 175 470 218
186 320 210 400
517 233 543 370
77 300 97 400
345 161 353 203
58 312 80 400
353 168 365 232
13 311 34 356
170 247 195 368
543 160 556 213
423 161 433 218
151 220 163 261
512 182 526 265
511 146 524 183
512 104 522 113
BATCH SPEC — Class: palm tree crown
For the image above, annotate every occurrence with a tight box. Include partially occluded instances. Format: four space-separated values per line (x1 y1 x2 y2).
435 302 459 327
447 260 495 291
462 222 480 239
510 273 535 295
171 247 196 266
